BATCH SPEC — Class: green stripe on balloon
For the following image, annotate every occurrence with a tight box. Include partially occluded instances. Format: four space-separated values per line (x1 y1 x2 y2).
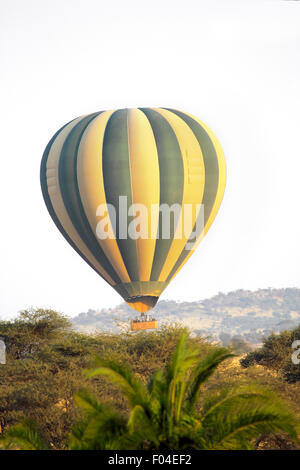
58 112 122 285
40 119 110 281
102 109 140 282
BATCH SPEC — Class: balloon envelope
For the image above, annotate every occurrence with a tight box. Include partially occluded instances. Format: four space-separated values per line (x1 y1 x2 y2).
40 108 226 312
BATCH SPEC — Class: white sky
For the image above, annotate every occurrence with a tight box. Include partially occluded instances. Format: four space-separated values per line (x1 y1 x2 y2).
1 0 300 319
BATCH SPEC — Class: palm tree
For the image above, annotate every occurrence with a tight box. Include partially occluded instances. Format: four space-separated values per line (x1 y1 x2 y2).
1 330 298 450
71 330 298 450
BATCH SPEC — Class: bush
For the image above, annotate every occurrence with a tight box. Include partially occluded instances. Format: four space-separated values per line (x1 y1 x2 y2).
240 325 300 383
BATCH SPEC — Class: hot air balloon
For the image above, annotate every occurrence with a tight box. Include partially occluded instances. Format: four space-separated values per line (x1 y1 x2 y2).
40 108 226 329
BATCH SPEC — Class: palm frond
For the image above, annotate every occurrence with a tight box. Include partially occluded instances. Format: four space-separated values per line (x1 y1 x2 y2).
165 330 200 383
0 419 48 450
201 386 274 420
70 386 130 450
68 418 93 450
69 402 127 450
74 388 105 415
127 404 159 447
164 331 202 424
86 357 150 409
185 348 234 413
200 399 298 450
147 370 166 421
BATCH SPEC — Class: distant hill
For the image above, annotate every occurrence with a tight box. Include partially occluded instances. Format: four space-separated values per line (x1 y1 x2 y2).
72 288 300 346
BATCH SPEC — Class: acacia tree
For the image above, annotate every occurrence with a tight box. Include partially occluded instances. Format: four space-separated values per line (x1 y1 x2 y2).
0 308 71 360
0 309 82 445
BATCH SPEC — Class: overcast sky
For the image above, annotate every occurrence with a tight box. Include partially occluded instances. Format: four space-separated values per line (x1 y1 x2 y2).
1 0 300 319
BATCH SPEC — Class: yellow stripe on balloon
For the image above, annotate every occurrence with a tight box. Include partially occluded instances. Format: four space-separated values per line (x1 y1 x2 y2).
127 108 160 281
46 117 116 286
77 110 131 284
153 108 205 282
167 111 226 282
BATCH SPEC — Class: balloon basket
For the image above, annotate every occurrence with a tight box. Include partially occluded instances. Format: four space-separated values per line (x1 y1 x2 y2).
130 314 158 331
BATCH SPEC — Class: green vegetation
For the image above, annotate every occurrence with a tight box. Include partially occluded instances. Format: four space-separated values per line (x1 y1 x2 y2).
241 325 300 383
0 309 299 450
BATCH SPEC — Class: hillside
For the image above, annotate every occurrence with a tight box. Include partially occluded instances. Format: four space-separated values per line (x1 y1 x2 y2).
72 288 300 346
